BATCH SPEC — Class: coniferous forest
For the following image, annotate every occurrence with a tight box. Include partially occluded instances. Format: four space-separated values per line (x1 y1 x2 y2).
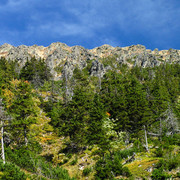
0 55 179 180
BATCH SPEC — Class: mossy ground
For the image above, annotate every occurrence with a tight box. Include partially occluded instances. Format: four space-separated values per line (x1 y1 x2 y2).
125 157 158 178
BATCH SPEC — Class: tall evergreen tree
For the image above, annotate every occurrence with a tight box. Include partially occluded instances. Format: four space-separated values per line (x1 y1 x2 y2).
2 79 38 145
123 76 152 134
50 86 93 147
20 57 52 88
86 94 109 151
0 57 18 94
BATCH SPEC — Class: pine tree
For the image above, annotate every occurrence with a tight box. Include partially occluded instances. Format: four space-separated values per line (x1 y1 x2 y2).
0 57 18 95
20 57 52 88
50 86 93 147
86 94 109 151
2 79 38 145
124 76 152 134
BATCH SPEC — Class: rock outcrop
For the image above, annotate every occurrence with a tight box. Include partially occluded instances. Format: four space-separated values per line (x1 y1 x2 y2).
0 42 179 80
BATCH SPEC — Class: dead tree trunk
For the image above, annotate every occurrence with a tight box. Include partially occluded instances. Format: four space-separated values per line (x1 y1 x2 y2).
65 69 68 105
24 126 28 146
122 152 136 165
1 120 5 164
159 118 162 141
144 125 149 152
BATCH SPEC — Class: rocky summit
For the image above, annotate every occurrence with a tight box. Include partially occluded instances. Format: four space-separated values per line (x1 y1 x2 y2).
0 42 179 80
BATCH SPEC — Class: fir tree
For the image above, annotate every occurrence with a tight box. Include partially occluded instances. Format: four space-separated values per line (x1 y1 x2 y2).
20 57 52 88
2 79 38 145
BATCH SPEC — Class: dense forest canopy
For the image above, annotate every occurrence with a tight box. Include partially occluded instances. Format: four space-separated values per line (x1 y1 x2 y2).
0 56 179 179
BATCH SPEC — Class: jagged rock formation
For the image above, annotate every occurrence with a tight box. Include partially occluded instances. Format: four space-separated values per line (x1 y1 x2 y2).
0 42 179 80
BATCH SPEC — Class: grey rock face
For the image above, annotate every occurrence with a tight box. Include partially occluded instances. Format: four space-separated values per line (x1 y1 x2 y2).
7 46 31 67
90 60 104 77
0 42 179 80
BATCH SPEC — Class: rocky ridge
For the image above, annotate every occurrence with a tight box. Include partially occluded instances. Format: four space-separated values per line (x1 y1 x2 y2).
0 42 179 80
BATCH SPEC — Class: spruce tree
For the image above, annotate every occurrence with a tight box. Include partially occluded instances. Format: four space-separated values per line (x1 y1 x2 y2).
2 79 38 145
20 57 52 88
86 94 109 151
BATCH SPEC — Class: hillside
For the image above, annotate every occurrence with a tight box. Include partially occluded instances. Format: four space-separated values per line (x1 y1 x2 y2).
0 43 179 180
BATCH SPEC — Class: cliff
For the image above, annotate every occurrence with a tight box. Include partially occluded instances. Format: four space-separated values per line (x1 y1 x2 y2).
0 42 179 80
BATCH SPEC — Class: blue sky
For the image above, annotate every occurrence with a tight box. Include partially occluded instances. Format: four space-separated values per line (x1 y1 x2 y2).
0 0 179 50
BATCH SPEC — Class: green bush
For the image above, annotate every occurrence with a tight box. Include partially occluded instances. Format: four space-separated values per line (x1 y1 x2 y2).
154 147 164 157
94 151 132 179
166 157 179 171
95 159 125 179
115 148 135 159
5 146 37 172
155 159 168 170
122 167 132 177
151 168 171 180
5 146 75 180
155 157 179 171
39 160 75 180
176 172 180 178
152 155 179 180
83 167 92 176
132 139 146 152
162 134 180 146
0 161 27 180
70 156 78 165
